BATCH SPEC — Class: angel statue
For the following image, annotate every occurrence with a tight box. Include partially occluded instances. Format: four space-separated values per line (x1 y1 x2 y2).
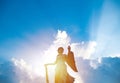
44 46 78 83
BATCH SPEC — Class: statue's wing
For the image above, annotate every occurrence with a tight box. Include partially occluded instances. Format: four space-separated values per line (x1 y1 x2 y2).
67 52 78 72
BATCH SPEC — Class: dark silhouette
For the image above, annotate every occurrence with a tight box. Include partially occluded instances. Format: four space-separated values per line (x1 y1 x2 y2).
67 46 78 72
45 47 76 83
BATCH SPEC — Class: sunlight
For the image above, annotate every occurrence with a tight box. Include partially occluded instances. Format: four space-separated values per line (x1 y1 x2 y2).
33 64 46 77
31 55 57 77
89 0 120 58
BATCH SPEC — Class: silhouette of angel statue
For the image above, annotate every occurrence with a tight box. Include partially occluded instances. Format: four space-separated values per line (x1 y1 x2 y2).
45 46 78 83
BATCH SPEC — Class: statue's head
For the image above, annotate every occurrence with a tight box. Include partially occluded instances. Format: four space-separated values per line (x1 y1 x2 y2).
58 47 64 53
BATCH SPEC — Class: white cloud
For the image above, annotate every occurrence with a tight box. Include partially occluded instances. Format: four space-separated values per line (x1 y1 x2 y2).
12 58 44 83
89 58 102 69
12 58 34 79
71 41 97 59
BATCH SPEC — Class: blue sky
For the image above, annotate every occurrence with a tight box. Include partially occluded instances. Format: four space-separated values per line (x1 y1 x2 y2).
1 0 120 58
0 0 103 42
0 0 103 58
